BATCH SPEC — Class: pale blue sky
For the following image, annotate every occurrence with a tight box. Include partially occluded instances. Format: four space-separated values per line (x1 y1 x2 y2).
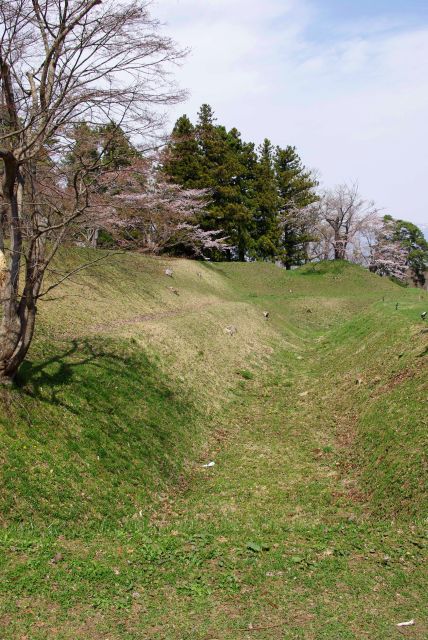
156 0 428 227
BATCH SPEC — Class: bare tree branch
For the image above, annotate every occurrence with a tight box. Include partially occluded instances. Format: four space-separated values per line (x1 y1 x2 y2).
0 0 186 383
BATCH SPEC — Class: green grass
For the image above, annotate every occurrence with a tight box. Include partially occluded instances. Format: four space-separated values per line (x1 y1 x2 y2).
0 254 427 638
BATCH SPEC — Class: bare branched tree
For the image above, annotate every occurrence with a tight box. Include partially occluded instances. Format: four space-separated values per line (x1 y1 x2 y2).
0 0 186 383
311 183 379 261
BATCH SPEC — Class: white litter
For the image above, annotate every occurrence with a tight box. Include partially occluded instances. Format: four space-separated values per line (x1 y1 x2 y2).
396 620 415 627
202 461 215 468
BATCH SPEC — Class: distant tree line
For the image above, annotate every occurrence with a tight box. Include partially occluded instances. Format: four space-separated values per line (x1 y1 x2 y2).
64 111 428 287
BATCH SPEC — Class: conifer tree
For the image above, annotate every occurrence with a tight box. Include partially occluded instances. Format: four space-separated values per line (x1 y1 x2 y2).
163 106 319 264
197 112 255 260
163 115 203 187
165 105 256 260
98 122 139 169
274 146 318 268
252 139 281 259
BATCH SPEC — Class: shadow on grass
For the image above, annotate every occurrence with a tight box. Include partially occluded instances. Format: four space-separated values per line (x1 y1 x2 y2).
1 337 202 525
17 340 100 401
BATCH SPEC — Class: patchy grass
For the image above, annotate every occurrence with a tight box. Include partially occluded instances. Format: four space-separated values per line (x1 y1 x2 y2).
0 254 427 638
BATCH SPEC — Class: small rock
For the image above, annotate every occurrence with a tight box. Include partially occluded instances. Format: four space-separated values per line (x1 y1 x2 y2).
50 552 63 565
164 268 173 278
224 325 237 336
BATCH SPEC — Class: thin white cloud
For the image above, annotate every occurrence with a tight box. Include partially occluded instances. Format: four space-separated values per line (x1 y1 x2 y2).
154 0 428 225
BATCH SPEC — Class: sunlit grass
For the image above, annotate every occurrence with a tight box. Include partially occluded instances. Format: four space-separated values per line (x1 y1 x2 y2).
0 253 426 638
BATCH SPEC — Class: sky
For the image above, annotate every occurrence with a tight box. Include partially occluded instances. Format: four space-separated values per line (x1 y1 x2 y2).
154 0 428 229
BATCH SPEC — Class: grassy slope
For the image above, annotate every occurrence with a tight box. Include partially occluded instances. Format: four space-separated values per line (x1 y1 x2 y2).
0 253 427 639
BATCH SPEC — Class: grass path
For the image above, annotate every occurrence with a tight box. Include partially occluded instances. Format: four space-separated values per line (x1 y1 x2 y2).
124 334 426 639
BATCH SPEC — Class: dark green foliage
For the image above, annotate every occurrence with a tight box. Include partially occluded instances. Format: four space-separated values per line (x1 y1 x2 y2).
163 115 203 187
251 139 281 260
164 105 258 260
274 145 319 269
195 111 256 260
98 122 139 170
389 217 428 285
163 105 318 263
65 121 140 183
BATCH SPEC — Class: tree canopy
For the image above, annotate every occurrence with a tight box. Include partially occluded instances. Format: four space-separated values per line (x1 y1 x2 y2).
163 104 318 263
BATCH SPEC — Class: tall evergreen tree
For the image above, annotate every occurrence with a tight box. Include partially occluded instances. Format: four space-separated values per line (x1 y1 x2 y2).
274 146 318 268
98 122 139 169
65 121 139 181
251 139 281 259
163 105 318 264
165 105 256 260
163 114 203 187
197 115 255 260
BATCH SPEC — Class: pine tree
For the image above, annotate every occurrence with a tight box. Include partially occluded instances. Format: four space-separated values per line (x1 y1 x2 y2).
98 122 139 169
196 114 255 260
65 122 139 182
163 106 318 264
251 139 281 259
274 146 318 268
165 105 256 260
162 115 203 187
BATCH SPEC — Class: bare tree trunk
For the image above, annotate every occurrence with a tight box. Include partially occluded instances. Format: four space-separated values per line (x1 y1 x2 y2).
334 236 347 260
0 156 43 384
0 249 43 384
0 153 20 384
90 228 99 248
0 304 37 384
0 0 186 382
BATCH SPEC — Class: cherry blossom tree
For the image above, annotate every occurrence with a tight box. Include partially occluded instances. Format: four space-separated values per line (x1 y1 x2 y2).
369 217 409 282
0 0 185 383
88 157 228 257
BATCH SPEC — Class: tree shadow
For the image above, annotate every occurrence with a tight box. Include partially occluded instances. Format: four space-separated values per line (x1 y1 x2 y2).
17 340 100 407
2 336 203 524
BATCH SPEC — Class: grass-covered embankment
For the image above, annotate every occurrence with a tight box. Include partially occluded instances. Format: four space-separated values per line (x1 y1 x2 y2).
0 254 427 639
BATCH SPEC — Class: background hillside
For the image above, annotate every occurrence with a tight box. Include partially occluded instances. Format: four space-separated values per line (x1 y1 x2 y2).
0 253 427 639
